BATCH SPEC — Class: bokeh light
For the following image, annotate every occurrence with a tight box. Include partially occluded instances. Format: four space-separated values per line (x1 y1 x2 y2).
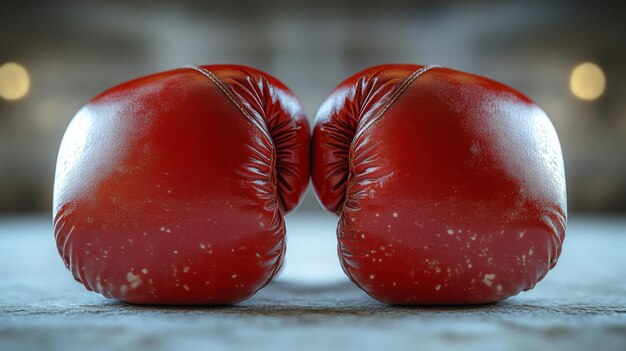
0 62 31 101
569 62 606 101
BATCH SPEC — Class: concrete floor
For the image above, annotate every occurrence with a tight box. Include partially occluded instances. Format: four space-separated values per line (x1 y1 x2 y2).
1 214 625 351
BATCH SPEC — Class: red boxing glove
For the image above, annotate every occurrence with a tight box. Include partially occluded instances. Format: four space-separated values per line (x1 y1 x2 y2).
53 65 310 304
312 64 566 304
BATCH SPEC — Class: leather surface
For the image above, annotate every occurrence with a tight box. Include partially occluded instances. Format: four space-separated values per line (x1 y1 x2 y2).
312 64 566 304
53 65 310 304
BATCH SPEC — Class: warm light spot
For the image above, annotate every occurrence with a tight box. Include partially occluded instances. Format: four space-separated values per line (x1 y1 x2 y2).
0 62 30 101
570 62 605 101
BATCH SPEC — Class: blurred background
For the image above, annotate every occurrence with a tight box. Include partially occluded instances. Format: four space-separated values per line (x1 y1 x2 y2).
0 0 624 214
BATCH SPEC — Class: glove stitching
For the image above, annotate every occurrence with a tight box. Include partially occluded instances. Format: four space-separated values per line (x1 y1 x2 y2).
185 65 287 294
183 65 274 145
353 65 440 142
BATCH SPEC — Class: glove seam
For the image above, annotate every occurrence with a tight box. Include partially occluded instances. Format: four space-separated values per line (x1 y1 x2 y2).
184 65 287 290
353 64 440 142
183 65 274 145
336 65 439 293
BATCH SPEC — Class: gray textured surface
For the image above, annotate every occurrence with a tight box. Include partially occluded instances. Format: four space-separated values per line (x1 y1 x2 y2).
1 214 625 351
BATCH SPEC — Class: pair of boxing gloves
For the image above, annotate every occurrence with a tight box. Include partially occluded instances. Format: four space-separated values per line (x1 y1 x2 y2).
53 64 566 305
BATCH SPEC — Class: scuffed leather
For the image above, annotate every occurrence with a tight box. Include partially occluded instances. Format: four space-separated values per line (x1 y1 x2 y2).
53 65 309 304
313 64 566 305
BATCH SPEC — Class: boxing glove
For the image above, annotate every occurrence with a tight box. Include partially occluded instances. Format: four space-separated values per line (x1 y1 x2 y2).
53 65 309 304
312 64 566 304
